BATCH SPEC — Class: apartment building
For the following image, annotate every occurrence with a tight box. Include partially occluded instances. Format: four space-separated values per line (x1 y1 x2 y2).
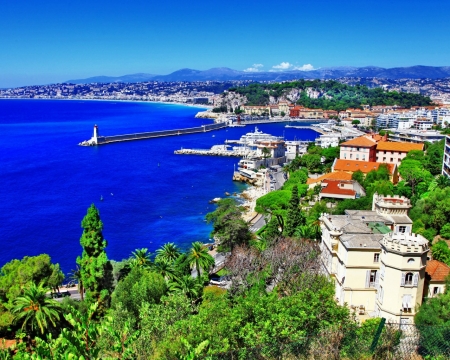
339 136 378 162
442 135 450 179
375 141 424 165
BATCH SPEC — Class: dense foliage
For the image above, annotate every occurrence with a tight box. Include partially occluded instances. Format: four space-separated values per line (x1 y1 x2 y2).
227 80 433 111
76 204 113 311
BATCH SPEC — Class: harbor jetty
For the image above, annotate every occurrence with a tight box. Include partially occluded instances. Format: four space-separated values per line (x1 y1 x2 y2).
79 123 227 146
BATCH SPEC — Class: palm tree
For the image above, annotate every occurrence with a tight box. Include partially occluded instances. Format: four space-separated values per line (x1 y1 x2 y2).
12 282 61 335
70 265 84 301
186 242 215 280
169 275 203 300
130 248 152 268
153 260 180 282
155 242 181 264
436 175 450 189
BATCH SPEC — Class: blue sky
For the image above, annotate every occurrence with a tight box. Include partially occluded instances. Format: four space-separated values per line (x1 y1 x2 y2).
1 0 449 87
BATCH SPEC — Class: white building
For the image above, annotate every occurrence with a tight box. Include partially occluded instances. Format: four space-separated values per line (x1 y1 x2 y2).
315 133 341 148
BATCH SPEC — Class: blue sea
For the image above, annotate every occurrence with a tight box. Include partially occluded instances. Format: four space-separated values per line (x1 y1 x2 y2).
0 99 319 274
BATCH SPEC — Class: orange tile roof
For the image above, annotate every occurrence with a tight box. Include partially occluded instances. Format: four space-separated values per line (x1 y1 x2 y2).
426 260 450 282
306 171 353 185
333 159 395 174
376 141 424 152
320 180 356 196
340 136 377 148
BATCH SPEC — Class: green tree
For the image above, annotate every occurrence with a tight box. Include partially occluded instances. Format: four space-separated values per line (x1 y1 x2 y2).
12 282 61 335
284 185 306 237
301 154 321 172
0 254 64 304
431 241 450 266
156 243 181 264
111 267 166 317
440 223 450 239
76 204 113 307
186 242 215 280
351 170 365 185
398 159 433 196
130 248 152 268
169 275 203 301
206 199 252 251
424 139 445 175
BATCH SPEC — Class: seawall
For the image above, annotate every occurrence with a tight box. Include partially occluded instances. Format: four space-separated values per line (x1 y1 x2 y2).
82 123 227 146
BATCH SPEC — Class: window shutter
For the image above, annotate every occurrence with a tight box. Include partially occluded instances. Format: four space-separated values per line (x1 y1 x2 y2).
401 272 405 286
375 271 379 290
381 263 385 278
380 288 384 304
365 270 370 288
413 273 419 287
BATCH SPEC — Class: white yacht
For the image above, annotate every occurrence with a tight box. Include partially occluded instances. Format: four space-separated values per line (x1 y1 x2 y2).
226 127 283 145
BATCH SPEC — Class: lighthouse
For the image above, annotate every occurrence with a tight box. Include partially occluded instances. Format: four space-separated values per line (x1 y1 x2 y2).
92 124 99 144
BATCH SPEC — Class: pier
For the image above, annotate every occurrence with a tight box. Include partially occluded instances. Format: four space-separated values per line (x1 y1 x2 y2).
79 123 227 146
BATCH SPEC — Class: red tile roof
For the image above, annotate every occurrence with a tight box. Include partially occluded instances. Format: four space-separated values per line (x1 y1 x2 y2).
340 136 377 147
333 159 395 174
426 260 450 282
320 180 356 196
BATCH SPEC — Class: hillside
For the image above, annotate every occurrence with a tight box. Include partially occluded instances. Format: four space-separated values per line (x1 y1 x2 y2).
225 80 433 111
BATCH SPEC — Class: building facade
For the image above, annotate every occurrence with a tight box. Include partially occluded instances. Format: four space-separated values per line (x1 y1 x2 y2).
319 194 429 324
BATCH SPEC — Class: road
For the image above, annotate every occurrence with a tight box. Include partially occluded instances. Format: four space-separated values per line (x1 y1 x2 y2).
249 214 266 233
49 286 82 302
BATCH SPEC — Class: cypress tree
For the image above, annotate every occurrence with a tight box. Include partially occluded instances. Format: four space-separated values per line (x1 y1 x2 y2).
284 185 306 237
76 204 113 307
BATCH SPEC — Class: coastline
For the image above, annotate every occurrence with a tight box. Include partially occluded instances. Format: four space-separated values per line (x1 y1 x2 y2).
0 97 213 110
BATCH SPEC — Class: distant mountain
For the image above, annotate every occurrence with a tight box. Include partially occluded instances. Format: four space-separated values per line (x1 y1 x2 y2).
65 73 157 84
64 66 450 84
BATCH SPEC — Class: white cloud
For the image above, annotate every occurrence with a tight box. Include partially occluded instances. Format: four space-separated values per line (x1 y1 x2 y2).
243 64 264 72
272 62 292 70
292 64 315 71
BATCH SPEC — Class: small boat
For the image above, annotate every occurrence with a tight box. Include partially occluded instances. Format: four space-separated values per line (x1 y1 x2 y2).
100 195 103 201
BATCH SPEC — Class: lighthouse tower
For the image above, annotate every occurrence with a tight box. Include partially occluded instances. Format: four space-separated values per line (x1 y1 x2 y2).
92 124 99 144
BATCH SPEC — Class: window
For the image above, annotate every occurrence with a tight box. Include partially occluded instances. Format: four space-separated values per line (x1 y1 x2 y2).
399 226 406 233
350 154 353 159
402 294 412 311
366 270 378 288
383 157 386 161
378 285 384 304
405 272 413 285
407 258 415 263
374 253 380 263
433 287 439 295
390 158 394 162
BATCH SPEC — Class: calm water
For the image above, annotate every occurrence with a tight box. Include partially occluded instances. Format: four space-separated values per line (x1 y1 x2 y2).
0 99 318 274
